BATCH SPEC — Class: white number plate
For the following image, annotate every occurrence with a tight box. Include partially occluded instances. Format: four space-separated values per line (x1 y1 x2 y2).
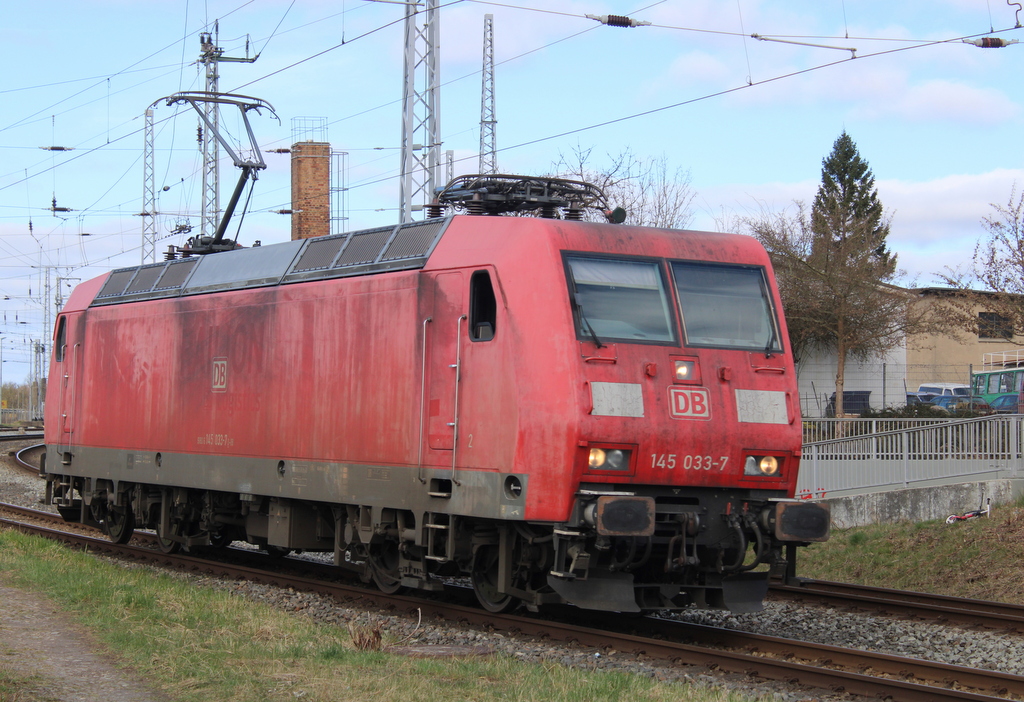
650 454 728 471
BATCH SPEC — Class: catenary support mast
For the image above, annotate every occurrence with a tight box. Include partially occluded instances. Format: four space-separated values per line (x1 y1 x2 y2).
198 23 257 238
479 14 497 174
399 0 441 222
141 108 156 263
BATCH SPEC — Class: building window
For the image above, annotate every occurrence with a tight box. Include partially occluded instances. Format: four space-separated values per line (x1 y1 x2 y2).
979 312 1013 340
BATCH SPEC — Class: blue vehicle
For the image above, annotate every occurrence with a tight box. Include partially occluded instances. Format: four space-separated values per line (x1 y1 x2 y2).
988 394 1022 414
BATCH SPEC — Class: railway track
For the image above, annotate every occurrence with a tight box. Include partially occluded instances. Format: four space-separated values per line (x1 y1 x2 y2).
2 501 1023 701
0 431 44 443
772 579 1024 634
3 437 44 476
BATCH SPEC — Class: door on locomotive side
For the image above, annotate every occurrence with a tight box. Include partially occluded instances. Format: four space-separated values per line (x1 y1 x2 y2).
50 314 83 460
426 271 465 452
423 268 509 478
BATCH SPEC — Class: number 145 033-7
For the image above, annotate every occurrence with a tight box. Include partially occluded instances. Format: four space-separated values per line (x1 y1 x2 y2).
651 454 728 471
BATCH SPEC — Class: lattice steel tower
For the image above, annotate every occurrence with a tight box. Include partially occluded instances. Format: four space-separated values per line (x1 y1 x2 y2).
399 0 441 222
141 108 157 263
479 14 497 175
198 24 257 238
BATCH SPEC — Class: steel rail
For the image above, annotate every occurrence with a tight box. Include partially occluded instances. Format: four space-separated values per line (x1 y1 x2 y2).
773 579 1024 633
0 502 158 545
13 443 44 473
0 510 1020 702
0 432 43 441
0 503 61 522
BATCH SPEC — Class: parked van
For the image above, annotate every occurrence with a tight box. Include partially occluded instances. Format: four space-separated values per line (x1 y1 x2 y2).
917 383 970 397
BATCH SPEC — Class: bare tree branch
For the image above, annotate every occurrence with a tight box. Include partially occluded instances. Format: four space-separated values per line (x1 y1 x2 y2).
551 146 696 228
936 186 1024 338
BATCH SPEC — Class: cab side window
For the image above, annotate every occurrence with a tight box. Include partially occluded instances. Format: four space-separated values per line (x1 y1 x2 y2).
54 317 67 362
470 270 496 341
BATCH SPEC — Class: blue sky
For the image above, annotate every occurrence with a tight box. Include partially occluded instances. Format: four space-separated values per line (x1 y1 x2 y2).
1 0 1022 382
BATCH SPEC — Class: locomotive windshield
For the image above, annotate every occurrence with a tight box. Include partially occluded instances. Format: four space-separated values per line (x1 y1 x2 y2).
672 262 781 352
565 256 676 344
564 255 781 351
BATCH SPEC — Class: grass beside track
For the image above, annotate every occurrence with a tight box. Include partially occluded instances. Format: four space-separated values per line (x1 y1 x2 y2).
0 530 774 702
798 496 1024 604
0 670 61 702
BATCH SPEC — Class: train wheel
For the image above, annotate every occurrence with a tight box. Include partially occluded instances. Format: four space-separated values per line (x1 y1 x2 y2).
369 542 405 595
471 545 517 614
208 531 231 548
105 507 135 545
156 519 181 554
157 533 181 554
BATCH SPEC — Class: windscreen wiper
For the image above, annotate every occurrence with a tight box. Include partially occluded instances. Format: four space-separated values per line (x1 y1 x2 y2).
764 323 777 358
567 266 604 348
580 305 604 349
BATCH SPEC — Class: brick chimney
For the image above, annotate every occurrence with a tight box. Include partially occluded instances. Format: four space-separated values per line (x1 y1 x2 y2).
291 141 331 240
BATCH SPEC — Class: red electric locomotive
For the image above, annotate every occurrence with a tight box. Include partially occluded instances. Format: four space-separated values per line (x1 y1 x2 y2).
43 175 828 613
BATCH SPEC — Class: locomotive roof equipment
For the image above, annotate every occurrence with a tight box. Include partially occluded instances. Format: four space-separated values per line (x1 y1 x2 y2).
432 174 627 223
152 92 279 256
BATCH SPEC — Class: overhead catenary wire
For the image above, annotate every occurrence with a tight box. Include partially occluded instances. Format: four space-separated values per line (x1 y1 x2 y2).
5 1 993 195
2 4 1022 296
259 24 1024 209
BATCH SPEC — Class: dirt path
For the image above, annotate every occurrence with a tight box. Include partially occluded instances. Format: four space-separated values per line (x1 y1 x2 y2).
0 580 172 702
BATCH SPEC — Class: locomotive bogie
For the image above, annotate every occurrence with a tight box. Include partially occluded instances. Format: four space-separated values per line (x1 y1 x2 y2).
44 212 828 613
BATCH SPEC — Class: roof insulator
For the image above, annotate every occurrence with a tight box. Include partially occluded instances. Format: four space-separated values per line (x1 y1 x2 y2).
585 13 651 28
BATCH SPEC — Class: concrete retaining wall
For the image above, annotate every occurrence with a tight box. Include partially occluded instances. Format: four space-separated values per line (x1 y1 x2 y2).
821 479 1024 529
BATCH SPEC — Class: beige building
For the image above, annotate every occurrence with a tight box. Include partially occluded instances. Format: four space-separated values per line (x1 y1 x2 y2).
906 288 1024 372
796 287 1024 416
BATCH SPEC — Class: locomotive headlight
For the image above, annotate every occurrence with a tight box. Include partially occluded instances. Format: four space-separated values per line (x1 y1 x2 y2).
588 447 632 471
605 449 628 470
674 360 695 382
744 455 780 476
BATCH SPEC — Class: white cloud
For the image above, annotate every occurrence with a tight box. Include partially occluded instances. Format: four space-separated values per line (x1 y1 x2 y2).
855 79 1018 125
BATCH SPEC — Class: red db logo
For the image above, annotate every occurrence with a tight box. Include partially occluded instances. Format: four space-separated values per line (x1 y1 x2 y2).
212 357 228 393
668 387 710 419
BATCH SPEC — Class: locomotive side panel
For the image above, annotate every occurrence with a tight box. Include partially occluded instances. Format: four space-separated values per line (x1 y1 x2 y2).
74 275 426 463
48 263 527 519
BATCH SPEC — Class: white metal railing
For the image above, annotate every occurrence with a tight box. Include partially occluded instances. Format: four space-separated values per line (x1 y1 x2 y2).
798 415 1024 498
803 417 948 443
984 348 1024 369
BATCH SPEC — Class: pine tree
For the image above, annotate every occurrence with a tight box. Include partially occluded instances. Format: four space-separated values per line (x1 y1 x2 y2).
808 132 898 415
810 131 894 271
